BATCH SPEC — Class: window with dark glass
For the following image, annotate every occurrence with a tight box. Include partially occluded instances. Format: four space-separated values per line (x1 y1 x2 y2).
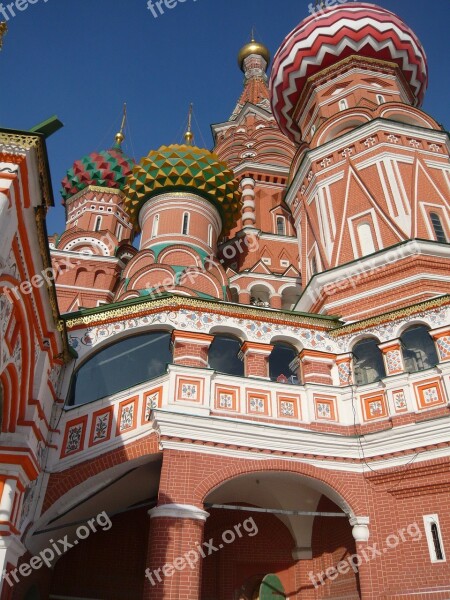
352 338 386 385
269 342 299 384
400 325 438 373
431 522 445 561
276 217 286 236
311 256 318 275
430 212 447 243
208 335 244 377
68 331 173 406
182 213 189 235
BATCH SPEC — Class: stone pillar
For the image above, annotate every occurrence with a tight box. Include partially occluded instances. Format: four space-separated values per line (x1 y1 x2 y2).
171 331 214 369
336 353 352 386
239 290 251 305
300 350 335 385
270 294 282 309
0 191 17 268
0 479 26 598
378 340 405 376
144 504 209 600
350 516 375 599
241 178 256 227
241 342 273 379
0 479 16 534
430 327 450 363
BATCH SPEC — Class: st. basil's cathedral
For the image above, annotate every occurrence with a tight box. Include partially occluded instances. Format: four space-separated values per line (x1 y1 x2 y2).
0 2 450 599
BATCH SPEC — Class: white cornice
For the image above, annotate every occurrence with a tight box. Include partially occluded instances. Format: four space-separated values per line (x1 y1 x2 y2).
154 409 450 472
296 240 450 312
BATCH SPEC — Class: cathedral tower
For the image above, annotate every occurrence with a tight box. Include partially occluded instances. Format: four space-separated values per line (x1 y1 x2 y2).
270 2 450 320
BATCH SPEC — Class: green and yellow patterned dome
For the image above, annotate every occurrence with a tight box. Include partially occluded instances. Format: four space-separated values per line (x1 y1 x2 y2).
123 144 242 234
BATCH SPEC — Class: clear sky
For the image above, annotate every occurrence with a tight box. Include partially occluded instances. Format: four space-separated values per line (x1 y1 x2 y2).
0 0 448 234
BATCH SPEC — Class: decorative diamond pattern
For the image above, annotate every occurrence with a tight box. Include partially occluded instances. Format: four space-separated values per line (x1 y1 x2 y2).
338 362 351 385
385 349 403 374
61 147 133 201
124 144 242 234
436 336 450 360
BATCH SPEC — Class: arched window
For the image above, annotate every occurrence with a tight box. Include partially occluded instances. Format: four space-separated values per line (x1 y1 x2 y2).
182 212 190 235
339 99 348 111
229 287 239 303
400 325 439 373
68 331 173 406
357 222 376 256
424 515 446 562
431 523 445 561
376 94 385 105
276 216 286 236
352 338 386 385
430 212 447 243
94 216 102 232
269 342 299 384
116 223 123 239
250 284 271 308
151 214 159 239
208 335 244 377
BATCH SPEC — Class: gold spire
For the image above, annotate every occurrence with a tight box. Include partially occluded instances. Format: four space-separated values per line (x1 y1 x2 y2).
115 103 127 146
238 30 271 72
0 22 7 51
184 103 194 145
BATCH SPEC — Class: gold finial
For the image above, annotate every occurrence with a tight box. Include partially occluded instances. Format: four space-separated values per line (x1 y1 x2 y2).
0 22 7 51
115 103 127 146
238 31 271 72
184 103 194 145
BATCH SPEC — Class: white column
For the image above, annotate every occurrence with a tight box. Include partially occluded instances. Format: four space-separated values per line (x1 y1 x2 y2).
350 516 370 543
241 177 256 227
149 503 210 522
0 479 17 531
0 191 17 268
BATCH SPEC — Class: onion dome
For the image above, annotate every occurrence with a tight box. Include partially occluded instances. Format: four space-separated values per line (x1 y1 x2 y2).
124 144 242 234
61 146 134 202
270 2 428 143
238 35 271 71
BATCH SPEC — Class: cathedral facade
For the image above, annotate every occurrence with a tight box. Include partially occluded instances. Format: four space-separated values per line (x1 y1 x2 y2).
1 3 450 599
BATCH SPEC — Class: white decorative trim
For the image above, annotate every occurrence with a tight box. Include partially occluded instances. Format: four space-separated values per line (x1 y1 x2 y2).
149 503 210 522
350 516 370 543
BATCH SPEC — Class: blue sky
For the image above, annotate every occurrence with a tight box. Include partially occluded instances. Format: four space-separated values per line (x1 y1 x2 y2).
0 0 448 234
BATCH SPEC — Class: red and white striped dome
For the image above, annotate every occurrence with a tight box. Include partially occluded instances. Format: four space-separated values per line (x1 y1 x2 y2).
270 2 428 143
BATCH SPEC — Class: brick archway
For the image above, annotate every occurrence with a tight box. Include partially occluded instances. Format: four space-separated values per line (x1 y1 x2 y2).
194 458 365 516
